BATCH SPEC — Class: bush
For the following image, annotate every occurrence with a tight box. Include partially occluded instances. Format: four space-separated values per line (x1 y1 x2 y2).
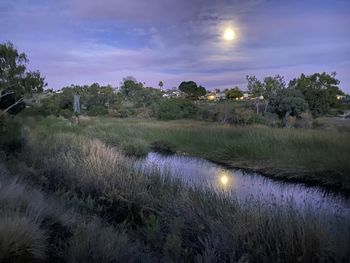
229 108 255 124
87 105 108 116
197 108 219 122
67 223 143 263
59 108 73 118
135 107 153 119
0 216 47 262
0 117 23 154
151 140 176 154
157 98 198 120
295 112 313 129
122 138 149 157
262 112 281 127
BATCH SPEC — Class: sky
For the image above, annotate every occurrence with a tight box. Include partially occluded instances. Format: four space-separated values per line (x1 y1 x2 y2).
1 0 349 92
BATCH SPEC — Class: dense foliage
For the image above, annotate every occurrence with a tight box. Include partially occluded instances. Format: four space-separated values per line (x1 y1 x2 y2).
178 81 206 100
157 98 198 120
225 87 243 99
0 42 46 114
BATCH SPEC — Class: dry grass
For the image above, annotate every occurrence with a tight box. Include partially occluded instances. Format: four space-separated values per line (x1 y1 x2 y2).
6 125 348 262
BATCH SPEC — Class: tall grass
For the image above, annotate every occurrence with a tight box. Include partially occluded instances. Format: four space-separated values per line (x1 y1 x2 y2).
1 122 348 262
25 116 350 191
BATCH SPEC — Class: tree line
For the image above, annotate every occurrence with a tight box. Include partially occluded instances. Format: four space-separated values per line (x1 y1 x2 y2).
0 41 347 124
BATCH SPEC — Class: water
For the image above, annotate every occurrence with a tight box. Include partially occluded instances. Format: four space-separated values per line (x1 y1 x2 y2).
138 152 350 218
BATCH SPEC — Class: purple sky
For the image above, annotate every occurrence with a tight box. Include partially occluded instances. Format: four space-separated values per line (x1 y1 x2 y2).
1 0 349 92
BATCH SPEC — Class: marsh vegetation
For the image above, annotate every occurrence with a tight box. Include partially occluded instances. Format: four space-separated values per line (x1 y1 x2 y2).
0 119 349 262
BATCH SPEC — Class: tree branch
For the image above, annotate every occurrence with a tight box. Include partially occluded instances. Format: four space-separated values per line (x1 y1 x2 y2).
0 97 24 117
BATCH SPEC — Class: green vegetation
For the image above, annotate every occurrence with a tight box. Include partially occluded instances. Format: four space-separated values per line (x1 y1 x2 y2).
178 81 206 100
225 87 244 99
0 119 349 262
12 116 350 192
0 42 46 115
1 41 350 262
157 98 198 120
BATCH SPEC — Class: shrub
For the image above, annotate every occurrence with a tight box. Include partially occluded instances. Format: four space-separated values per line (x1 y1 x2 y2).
67 223 144 263
123 138 149 157
262 112 281 127
230 108 255 124
59 108 73 119
135 107 153 119
157 98 198 120
151 140 176 154
87 105 108 116
295 112 313 129
0 216 47 262
0 116 23 154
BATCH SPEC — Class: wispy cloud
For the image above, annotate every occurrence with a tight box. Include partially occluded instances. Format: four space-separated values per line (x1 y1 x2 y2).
1 0 349 91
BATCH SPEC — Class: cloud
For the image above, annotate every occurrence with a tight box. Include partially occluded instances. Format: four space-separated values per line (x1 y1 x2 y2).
1 0 349 92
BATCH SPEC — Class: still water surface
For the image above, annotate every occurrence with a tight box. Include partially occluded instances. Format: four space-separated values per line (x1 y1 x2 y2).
138 152 350 218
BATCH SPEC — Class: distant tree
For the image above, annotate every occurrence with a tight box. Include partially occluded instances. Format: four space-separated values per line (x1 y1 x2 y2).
179 81 206 100
270 89 308 119
133 87 163 108
289 72 343 116
225 87 243 100
120 77 143 98
246 75 264 114
262 75 285 113
0 42 46 115
158 81 164 90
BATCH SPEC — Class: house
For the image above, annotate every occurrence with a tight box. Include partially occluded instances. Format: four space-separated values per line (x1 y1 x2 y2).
162 89 183 98
336 94 346 101
205 91 226 101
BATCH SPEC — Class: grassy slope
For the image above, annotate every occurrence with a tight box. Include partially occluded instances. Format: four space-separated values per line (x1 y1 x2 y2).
31 116 350 191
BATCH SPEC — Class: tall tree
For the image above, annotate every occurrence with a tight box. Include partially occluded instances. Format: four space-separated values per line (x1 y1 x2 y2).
225 87 243 100
0 42 46 115
246 75 264 114
119 77 143 98
262 75 285 113
178 81 206 100
288 72 342 116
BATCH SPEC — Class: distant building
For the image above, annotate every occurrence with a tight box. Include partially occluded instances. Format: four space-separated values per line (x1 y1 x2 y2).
205 91 226 101
336 94 346 101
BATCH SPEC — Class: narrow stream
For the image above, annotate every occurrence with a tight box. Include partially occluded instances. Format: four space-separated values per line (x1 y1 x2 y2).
138 152 350 218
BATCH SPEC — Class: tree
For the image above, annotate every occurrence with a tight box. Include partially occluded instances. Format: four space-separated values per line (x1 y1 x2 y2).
288 72 342 116
270 89 308 119
246 75 264 114
178 81 206 100
225 87 243 100
133 87 163 108
246 75 286 114
158 81 164 90
119 77 143 98
262 75 285 113
0 42 46 115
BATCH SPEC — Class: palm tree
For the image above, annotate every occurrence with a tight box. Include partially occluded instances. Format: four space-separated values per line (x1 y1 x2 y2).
158 81 164 90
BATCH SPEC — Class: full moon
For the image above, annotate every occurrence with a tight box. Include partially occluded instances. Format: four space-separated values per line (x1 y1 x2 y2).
223 28 235 41
220 175 229 185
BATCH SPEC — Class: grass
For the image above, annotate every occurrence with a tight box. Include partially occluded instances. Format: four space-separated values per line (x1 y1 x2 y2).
0 115 349 261
24 116 350 191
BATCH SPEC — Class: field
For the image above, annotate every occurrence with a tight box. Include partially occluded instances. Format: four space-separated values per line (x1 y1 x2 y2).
0 115 349 262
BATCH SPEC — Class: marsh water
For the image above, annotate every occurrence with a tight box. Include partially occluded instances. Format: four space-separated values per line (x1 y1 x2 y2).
138 152 350 218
